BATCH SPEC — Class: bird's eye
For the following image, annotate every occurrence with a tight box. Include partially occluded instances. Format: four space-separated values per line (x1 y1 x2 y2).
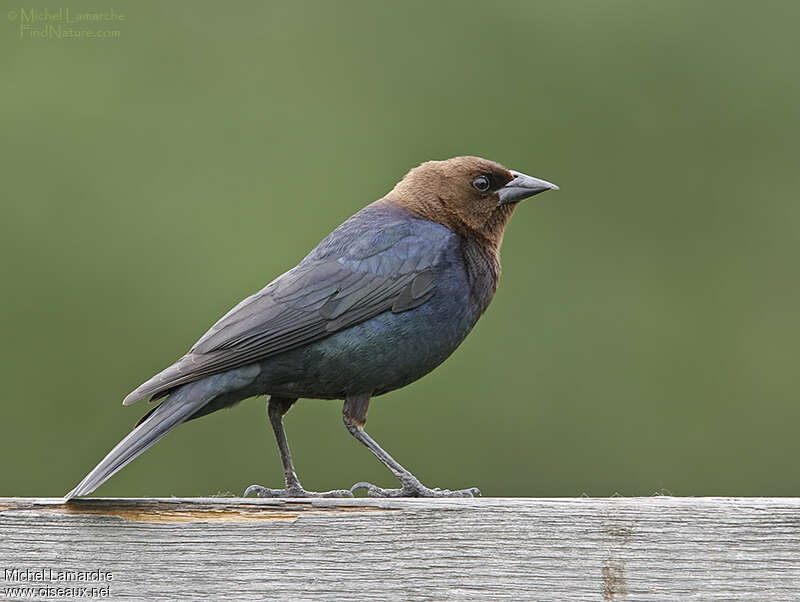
472 175 490 192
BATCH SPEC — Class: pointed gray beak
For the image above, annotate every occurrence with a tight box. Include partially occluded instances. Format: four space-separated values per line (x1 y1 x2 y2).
497 170 559 206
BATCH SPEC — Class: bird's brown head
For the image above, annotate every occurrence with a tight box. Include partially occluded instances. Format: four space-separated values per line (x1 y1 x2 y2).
385 156 558 250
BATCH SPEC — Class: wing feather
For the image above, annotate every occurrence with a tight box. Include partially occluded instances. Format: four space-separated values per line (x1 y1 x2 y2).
123 222 452 405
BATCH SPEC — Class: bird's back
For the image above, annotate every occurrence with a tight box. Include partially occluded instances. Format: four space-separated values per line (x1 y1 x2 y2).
123 200 498 404
252 204 495 398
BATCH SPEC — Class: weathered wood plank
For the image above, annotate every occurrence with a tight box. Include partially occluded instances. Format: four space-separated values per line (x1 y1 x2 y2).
1 497 798 600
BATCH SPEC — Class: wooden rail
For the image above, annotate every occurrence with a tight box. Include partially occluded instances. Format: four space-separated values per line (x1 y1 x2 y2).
1 497 798 600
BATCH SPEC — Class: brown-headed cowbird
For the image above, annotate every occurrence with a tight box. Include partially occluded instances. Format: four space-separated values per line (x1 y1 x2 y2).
65 156 558 500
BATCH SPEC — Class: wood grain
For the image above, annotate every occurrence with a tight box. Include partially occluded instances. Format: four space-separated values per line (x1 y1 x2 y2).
1 497 798 600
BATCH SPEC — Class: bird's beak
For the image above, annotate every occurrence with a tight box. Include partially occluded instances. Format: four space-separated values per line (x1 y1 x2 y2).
497 170 559 206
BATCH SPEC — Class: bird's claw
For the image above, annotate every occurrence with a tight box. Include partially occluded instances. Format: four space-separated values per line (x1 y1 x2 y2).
243 484 353 498
350 480 480 498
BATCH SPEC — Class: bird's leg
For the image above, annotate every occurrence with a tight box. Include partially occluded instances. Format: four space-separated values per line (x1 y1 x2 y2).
344 394 480 498
268 396 302 491
244 396 352 498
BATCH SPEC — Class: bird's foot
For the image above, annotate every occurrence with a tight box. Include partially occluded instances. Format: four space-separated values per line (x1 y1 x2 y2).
243 484 353 498
350 477 480 498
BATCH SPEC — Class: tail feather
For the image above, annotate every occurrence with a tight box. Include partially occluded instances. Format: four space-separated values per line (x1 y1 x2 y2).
64 384 214 500
122 357 195 406
65 364 261 501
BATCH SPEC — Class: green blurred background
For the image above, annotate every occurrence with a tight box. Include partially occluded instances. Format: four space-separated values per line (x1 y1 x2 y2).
2 1 799 498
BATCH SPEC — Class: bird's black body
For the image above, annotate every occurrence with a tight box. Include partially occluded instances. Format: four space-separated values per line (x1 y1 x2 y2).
66 156 557 499
238 201 497 400
143 200 497 405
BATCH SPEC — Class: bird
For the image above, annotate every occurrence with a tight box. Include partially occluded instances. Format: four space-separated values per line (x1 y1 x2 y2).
64 156 558 500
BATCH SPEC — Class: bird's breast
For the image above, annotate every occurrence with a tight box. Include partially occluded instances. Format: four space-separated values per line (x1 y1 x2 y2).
253 227 501 400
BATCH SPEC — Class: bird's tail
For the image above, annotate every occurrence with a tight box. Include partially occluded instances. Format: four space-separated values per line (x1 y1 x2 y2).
63 382 217 501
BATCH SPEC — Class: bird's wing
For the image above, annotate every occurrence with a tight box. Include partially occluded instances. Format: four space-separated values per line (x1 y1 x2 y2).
123 221 448 405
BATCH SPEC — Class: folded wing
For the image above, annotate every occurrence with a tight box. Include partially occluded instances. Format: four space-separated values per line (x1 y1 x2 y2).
123 220 447 405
